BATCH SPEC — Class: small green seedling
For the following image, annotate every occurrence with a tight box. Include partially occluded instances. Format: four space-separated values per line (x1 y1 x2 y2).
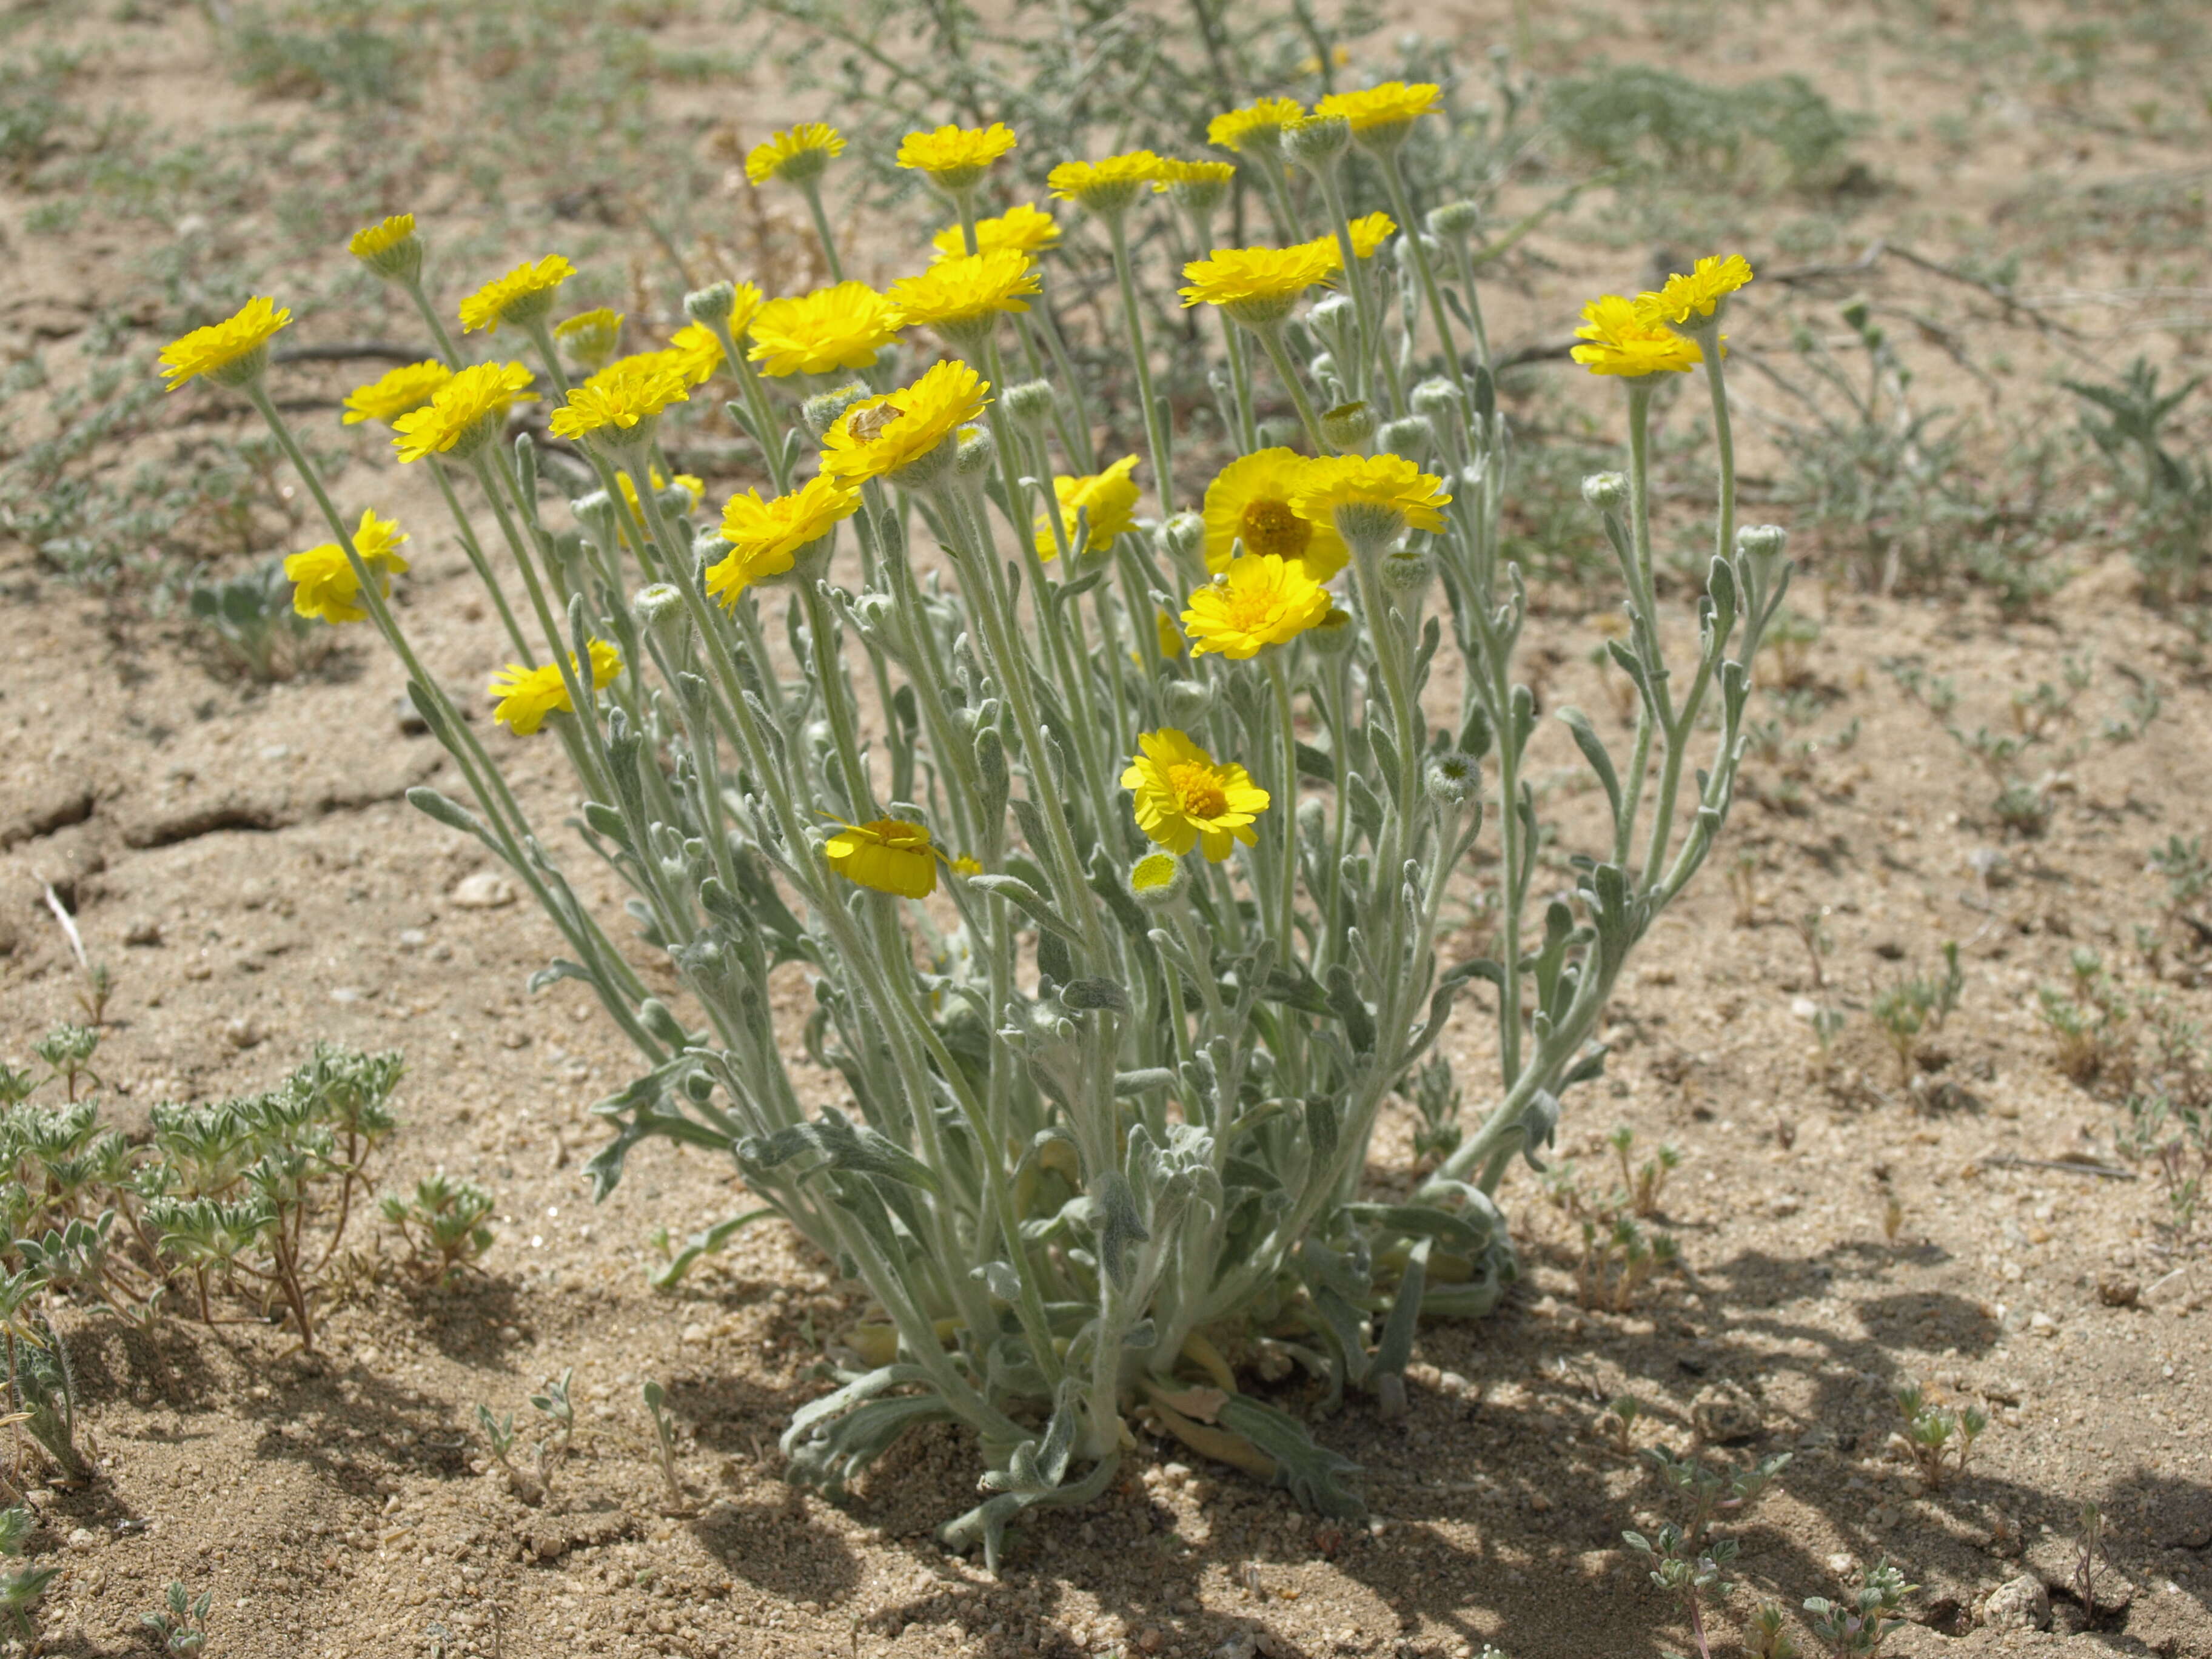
643 1378 685 1510
140 1578 212 1654
1804 1558 1915 1656
0 1506 58 1642
1892 1381 1987 1491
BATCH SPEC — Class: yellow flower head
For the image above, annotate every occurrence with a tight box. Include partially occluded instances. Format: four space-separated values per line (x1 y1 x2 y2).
951 854 983 879
391 361 535 463
1155 158 1237 215
284 509 409 625
1034 454 1141 559
159 297 292 392
488 639 622 736
896 122 1019 192
554 307 625 372
746 281 901 378
1345 210 1397 260
1570 294 1704 378
458 255 575 335
1207 96 1305 155
1154 609 1184 659
1047 150 1164 215
725 280 765 340
1182 554 1334 659
1122 729 1271 862
340 359 453 427
347 213 421 281
617 468 706 517
826 817 940 899
886 250 1039 338
1202 447 1347 579
745 122 844 187
819 358 990 486
548 354 691 443
931 202 1061 262
1290 453 1453 545
1179 243 1338 326
706 474 863 606
1315 80 1442 140
1636 254 1755 329
664 322 729 387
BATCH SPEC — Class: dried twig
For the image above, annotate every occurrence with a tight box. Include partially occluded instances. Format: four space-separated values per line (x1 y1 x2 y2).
1977 1155 2137 1181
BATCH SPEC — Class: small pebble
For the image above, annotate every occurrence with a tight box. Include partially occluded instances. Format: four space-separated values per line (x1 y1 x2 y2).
451 871 517 910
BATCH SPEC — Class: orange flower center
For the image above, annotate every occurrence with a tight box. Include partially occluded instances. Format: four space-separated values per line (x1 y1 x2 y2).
1239 498 1312 561
1167 763 1228 820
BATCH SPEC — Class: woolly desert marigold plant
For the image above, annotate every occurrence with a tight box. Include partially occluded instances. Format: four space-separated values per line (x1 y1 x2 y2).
1202 447 1347 578
707 474 862 604
340 360 451 426
284 508 408 625
1570 295 1705 377
930 201 1059 261
487 639 622 736
746 281 901 377
887 250 1039 336
1179 243 1338 326
390 361 534 463
819 357 988 484
1182 552 1334 659
825 818 942 899
1637 253 1755 328
1207 95 1304 153
347 213 421 282
1047 150 1163 216
1122 728 1270 860
1315 79 1441 139
1291 452 1453 543
548 355 690 444
159 296 290 391
1034 454 1141 557
458 255 575 335
896 121 1017 192
745 122 844 187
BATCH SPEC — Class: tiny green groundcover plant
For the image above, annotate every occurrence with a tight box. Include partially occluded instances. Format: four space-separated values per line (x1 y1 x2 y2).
166 84 1787 1560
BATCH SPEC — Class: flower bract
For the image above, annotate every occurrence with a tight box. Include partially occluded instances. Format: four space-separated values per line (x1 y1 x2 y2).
458 255 575 335
826 818 940 899
747 282 901 377
819 358 989 484
1034 455 1141 558
706 474 862 605
1570 294 1706 377
391 361 535 463
285 509 409 625
159 297 292 391
746 122 844 187
1182 554 1333 659
1122 729 1270 861
341 360 452 427
1202 448 1347 578
488 640 622 736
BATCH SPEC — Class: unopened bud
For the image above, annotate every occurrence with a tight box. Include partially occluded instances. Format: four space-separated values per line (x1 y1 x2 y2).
1161 678 1215 726
1410 377 1463 418
632 582 689 648
1581 471 1629 513
1382 548 1432 592
802 381 871 439
1127 851 1189 908
1427 201 1482 238
1282 113 1352 169
1425 751 1480 808
954 424 996 477
1379 416 1433 457
684 283 736 327
1735 523 1789 563
1156 512 1203 564
1005 378 1057 428
1321 400 1377 450
572 491 618 551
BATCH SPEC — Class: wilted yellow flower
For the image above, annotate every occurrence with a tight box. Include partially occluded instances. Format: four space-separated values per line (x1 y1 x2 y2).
340 360 452 426
826 817 940 899
1570 295 1704 378
391 361 535 463
458 255 575 334
931 202 1061 261
1179 243 1338 325
159 297 292 392
1207 96 1304 155
488 639 622 736
1034 454 1141 558
1202 448 1346 579
1122 729 1270 862
284 509 409 625
1047 150 1163 215
1182 554 1334 659
617 469 705 516
819 358 990 485
1636 254 1755 328
554 307 625 372
1290 453 1453 544
548 354 691 443
706 474 863 605
745 122 844 187
747 281 901 377
347 213 421 281
887 250 1039 337
896 122 1018 192
1315 81 1441 139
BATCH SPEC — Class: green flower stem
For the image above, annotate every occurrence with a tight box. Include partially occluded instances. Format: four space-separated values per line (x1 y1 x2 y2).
1104 215 1176 513
1219 312 1259 452
429 459 534 662
1314 166 1405 413
401 280 463 369
1695 320 1738 567
1249 318 1329 454
1249 146 1305 241
1022 288 1099 472
800 581 880 823
1378 150 1469 396
797 177 845 283
1444 236 1495 372
1264 654 1301 955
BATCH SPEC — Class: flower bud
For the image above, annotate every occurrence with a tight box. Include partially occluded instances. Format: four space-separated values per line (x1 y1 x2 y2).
1382 548 1432 592
1321 400 1377 451
1161 678 1215 726
954 423 996 478
1427 200 1482 238
1379 416 1433 457
572 491 618 552
1308 351 1337 386
1256 417 1301 449
1310 293 1356 331
1127 851 1189 908
1581 471 1629 513
632 582 689 649
802 381 872 440
684 283 737 327
1156 511 1203 565
690 528 727 571
1410 377 1463 418
1307 603 1359 655
1735 523 1789 562
1425 750 1480 809
1282 113 1352 169
1005 378 1057 429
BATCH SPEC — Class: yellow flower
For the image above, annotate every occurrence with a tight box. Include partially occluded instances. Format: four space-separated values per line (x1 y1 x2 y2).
886 250 1039 337
819 358 990 485
663 322 729 387
554 307 625 372
896 122 1019 192
1154 158 1236 215
1047 150 1163 214
1179 243 1338 326
458 255 575 335
1289 453 1453 543
548 354 691 443
706 474 863 605
826 817 940 899
725 281 764 340
745 122 844 187
1344 210 1396 260
1636 254 1755 328
951 854 984 879
746 281 901 377
1201 447 1347 579
159 297 292 392
1122 729 1270 862
1207 96 1304 155
617 468 706 516
931 202 1061 261
1570 294 1704 378
391 361 535 463
1182 554 1334 659
1315 81 1442 138
340 360 452 426
284 509 409 625
489 640 622 736
1155 609 1184 658
347 213 420 281
1033 455 1141 558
